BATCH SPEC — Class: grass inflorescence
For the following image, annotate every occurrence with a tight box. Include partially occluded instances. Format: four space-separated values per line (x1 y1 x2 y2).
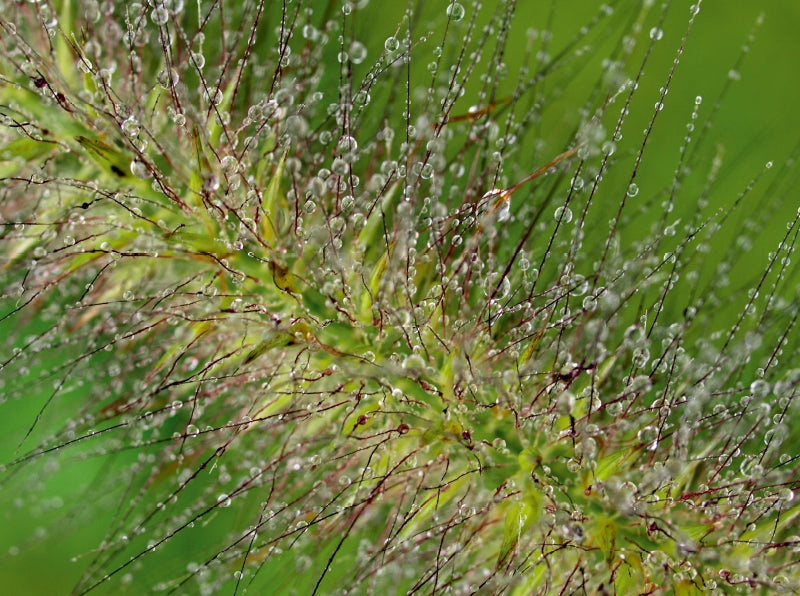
2 1 800 594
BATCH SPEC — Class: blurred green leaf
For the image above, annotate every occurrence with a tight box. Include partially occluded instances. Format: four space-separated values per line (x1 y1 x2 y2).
262 150 289 245
615 556 644 595
596 515 617 567
496 495 539 570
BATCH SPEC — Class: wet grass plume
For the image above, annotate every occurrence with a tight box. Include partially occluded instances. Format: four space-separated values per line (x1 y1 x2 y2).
2 0 800 594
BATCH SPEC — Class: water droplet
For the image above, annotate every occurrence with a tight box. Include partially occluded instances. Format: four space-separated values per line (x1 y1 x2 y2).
77 57 93 74
349 41 367 64
626 182 639 197
130 160 150 179
295 554 312 571
649 27 663 41
156 68 178 90
330 157 347 176
302 24 318 41
750 379 770 398
446 2 465 21
632 348 650 368
353 89 370 106
337 135 358 154
150 7 169 25
638 425 658 444
384 37 400 52
121 117 139 137
220 155 239 175
191 51 205 69
554 206 573 223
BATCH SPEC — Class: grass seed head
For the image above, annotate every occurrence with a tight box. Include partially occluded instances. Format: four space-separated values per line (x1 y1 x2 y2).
1 1 800 595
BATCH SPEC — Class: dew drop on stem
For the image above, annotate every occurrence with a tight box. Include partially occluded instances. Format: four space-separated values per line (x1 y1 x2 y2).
554 206 572 223
384 37 400 52
150 7 169 25
130 160 150 179
446 2 465 21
